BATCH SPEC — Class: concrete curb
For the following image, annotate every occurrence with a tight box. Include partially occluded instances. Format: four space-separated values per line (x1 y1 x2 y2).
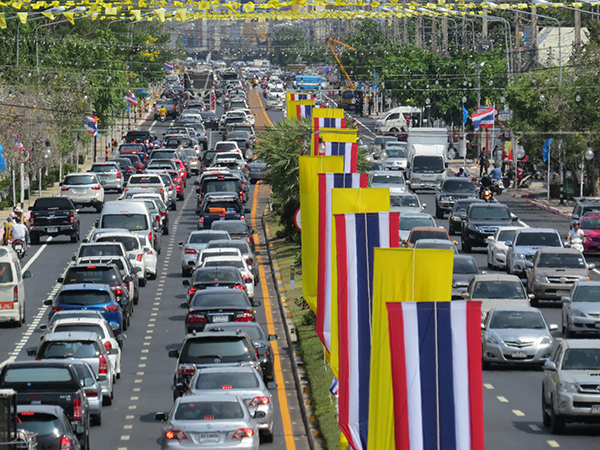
261 214 322 450
528 199 572 219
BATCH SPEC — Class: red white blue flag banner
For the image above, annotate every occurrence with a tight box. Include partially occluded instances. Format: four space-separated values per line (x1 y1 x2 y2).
313 141 359 173
313 118 347 131
316 174 369 356
335 212 400 450
386 301 485 450
471 106 496 131
296 104 324 119
124 90 139 107
290 93 314 101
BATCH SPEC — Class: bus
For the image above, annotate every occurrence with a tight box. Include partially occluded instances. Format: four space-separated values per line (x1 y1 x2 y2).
295 75 322 93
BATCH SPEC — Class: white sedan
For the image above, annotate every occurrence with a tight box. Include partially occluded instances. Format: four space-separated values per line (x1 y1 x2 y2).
199 253 255 299
486 227 521 270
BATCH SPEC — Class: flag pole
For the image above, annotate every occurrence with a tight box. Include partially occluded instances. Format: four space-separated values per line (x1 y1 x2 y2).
547 141 551 202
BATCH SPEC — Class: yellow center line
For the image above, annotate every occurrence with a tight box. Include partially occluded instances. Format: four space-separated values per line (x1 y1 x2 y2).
253 91 274 127
251 181 296 450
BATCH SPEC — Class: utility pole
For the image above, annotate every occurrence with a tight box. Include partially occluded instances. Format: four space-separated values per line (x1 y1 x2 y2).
531 7 538 68
483 10 488 39
514 11 521 74
575 9 581 48
462 16 468 51
403 16 408 44
442 16 449 57
416 15 422 48
431 17 438 52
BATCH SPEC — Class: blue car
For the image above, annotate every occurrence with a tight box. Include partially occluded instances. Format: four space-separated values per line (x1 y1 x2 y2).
44 283 124 332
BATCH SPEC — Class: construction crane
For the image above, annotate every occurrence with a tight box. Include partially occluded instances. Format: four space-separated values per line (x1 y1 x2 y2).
326 37 357 90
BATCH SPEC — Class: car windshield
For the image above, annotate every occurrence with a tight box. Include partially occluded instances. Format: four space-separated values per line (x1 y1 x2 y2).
399 217 435 231
452 201 479 213
497 229 517 242
91 164 116 173
129 176 161 185
64 267 118 285
41 341 99 359
194 371 259 390
386 148 407 158
64 175 96 185
189 233 229 244
412 156 444 173
96 236 139 251
207 241 248 254
33 198 73 211
453 258 478 274
79 245 121 257
572 285 600 302
211 222 248 234
416 241 455 251
562 349 600 370
194 270 239 283
580 217 600 229
202 180 240 194
472 281 526 299
470 207 511 221
443 180 476 193
537 253 586 269
54 324 106 339
515 232 561 247
372 174 405 185
204 259 244 269
0 263 14 283
17 413 62 437
408 230 449 243
101 214 148 231
391 196 419 208
58 290 111 306
191 291 248 307
174 401 244 421
180 337 253 363
489 311 545 329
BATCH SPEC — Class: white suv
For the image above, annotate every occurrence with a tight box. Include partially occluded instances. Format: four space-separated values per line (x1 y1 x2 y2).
0 246 31 326
60 173 105 212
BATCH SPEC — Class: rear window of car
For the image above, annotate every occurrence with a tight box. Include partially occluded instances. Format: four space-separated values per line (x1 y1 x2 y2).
79 245 122 258
180 337 253 363
194 269 239 283
174 400 244 420
203 202 242 214
3 367 74 384
129 176 161 185
54 324 106 339
191 290 249 307
189 232 229 244
33 198 74 211
195 371 259 390
206 241 249 254
64 175 96 185
96 236 139 252
515 232 561 247
17 413 62 437
203 259 244 269
201 180 240 194
64 267 119 285
0 263 14 283
215 143 238 152
41 341 99 359
57 290 111 306
100 214 148 231
91 164 117 173
211 222 248 234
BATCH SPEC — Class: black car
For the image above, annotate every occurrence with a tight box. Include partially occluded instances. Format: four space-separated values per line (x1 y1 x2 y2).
461 203 516 252
448 198 485 235
435 177 477 219
205 322 277 381
199 111 220 130
18 404 82 450
182 266 246 302
168 330 263 386
211 220 255 253
185 287 261 333
451 255 480 300
28 197 80 244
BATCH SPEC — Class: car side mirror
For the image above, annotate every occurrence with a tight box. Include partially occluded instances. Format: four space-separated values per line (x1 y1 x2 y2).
101 181 107 186
589 263 596 270
544 361 557 371
252 301 262 307
75 425 85 435
268 334 277 341
561 296 571 303
43 299 52 306
196 188 200 194
524 261 534 268
178 241 184 247
480 322 486 330
487 237 495 242
39 324 47 331
244 207 251 213
461 292 470 299
57 277 64 283
94 219 99 227
125 275 134 282
109 348 119 355
111 323 119 331
168 349 179 358
71 256 76 261
505 241 513 247
26 348 37 357
549 324 559 331
194 180 200 186
511 215 519 221
116 334 126 341
528 294 535 300
155 412 168 422
23 271 31 279
28 206 33 211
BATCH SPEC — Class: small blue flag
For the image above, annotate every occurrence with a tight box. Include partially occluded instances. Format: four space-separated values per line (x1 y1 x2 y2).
543 138 552 163
373 70 377 79
462 103 469 125
0 145 5 172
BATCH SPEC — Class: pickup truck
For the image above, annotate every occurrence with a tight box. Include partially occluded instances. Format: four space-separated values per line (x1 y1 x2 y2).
0 360 92 449
28 197 80 244
197 193 249 229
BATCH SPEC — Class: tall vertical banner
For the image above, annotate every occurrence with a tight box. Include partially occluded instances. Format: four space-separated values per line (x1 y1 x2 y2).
312 128 358 155
328 188 390 379
335 212 401 450
386 301 485 450
299 156 345 313
312 108 345 119
368 248 454 450
315 174 369 353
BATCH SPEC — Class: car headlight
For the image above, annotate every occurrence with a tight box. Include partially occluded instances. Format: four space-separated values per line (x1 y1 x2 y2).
484 334 498 345
440 196 449 202
559 382 578 393
535 275 547 283
540 335 553 345
468 224 479 231
571 308 586 317
452 216 462 222
515 253 527 260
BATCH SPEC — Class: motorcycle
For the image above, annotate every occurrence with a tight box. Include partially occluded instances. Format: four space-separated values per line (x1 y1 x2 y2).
12 239 25 260
160 112 166 123
570 237 584 252
491 179 504 195
481 186 493 203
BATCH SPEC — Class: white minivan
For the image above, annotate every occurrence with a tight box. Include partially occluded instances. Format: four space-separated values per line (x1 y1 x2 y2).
0 246 32 326
374 106 421 134
97 201 161 254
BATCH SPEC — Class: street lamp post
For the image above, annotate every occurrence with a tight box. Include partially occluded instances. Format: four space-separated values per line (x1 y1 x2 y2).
581 147 595 197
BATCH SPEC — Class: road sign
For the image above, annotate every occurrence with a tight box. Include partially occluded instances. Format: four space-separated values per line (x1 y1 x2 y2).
498 110 512 122
294 208 301 232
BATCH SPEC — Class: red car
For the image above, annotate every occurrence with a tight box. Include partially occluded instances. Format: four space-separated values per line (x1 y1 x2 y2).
173 158 188 185
167 169 185 201
119 151 147 169
580 214 600 253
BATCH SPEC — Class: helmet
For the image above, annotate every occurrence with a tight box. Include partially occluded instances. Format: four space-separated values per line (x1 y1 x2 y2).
6 216 13 223
14 216 21 223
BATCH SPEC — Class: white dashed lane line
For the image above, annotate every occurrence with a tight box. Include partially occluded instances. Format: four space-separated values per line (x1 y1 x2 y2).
497 396 509 403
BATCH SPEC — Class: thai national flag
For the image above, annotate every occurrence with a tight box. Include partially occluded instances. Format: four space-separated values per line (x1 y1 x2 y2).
335 212 400 450
314 141 359 173
313 118 347 131
290 93 314 101
83 114 99 137
316 174 369 356
124 90 138 106
296 104 314 119
386 301 484 450
163 62 174 72
12 127 23 149
471 106 496 131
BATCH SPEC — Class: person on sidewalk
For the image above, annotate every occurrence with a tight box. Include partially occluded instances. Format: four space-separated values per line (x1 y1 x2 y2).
2 216 13 245
368 96 373 116
479 153 489 177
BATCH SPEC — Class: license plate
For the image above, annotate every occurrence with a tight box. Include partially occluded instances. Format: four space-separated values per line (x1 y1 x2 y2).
211 315 228 323
557 290 570 296
592 405 600 414
46 227 58 233
512 351 527 359
0 302 13 310
199 433 219 443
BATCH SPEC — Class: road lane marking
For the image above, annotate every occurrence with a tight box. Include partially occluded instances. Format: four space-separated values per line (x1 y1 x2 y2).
512 410 525 416
254 92 274 127
22 237 53 272
251 181 296 450
497 396 509 402
529 424 541 431
484 383 494 390
547 440 560 448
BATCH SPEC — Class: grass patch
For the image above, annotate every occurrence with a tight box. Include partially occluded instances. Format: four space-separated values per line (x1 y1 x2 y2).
265 214 340 450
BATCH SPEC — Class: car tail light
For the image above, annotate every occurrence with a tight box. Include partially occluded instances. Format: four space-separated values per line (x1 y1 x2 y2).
233 428 254 439
13 286 18 303
53 306 66 313
198 217 204 226
249 396 270 407
243 275 252 284
117 171 122 179
103 304 119 312
110 286 123 296
160 188 164 195
165 430 188 440
235 310 253 322
92 185 101 190
247 236 254 246
234 284 245 290
73 398 82 420
239 192 244 201
188 286 198 297
160 211 167 217
104 341 112 352
61 186 69 191
85 390 99 398
149 232 153 242
99 354 108 375
156 215 161 223
240 216 245 221
61 436 72 450
29 215 33 226
136 254 143 261
187 311 207 323
69 212 75 224
184 248 197 255
126 167 133 174
170 183 175 191
177 364 196 376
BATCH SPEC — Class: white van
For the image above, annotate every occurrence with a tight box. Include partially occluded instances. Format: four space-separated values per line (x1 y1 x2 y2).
0 246 32 326
97 201 161 254
375 106 422 134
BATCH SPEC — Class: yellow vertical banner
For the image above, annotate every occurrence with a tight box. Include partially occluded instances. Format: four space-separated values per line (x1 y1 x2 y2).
286 99 314 121
367 248 454 450
329 188 390 378
299 156 344 313
311 128 358 154
0 14 6 29
313 108 345 119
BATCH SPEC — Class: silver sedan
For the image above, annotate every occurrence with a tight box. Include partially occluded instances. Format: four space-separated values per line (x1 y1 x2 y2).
178 230 231 277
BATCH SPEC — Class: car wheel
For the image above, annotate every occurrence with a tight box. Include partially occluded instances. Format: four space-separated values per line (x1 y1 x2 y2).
182 268 191 277
30 231 40 245
20 304 25 325
84 432 90 450
487 261 493 270
542 387 551 427
261 430 274 444
134 293 139 306
171 202 177 211
95 204 103 213
462 240 472 253
91 413 102 426
70 230 79 243
530 296 539 307
103 393 113 406
550 403 565 434
122 317 128 331
139 277 147 287
435 205 444 220
390 128 399 133
563 326 571 339
482 359 491 370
